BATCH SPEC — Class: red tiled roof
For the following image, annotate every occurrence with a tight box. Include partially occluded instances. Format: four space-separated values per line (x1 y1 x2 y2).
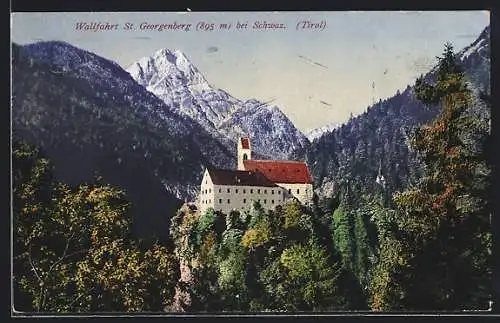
241 138 250 149
243 160 313 184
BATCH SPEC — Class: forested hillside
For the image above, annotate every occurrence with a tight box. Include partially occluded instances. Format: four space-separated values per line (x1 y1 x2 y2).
304 26 490 203
12 42 234 242
13 140 179 312
167 42 492 312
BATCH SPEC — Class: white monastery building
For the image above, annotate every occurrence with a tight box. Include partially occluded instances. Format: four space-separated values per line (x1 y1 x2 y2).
198 138 314 215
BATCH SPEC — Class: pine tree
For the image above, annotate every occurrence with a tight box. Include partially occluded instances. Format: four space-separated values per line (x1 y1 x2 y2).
370 43 492 310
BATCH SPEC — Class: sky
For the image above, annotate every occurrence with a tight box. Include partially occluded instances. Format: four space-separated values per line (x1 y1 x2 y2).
11 11 490 133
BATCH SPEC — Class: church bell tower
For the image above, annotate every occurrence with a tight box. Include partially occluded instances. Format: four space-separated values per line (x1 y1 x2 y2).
237 137 252 170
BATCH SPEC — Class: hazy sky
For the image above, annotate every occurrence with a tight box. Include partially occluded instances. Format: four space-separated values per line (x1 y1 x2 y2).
11 11 489 132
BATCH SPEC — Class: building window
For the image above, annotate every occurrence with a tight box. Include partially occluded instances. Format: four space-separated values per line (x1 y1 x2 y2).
264 189 267 194
219 199 222 204
236 189 239 193
219 188 221 193
258 199 261 203
258 189 261 194
271 190 274 195
205 180 207 184
288 189 291 194
272 200 274 204
227 188 230 193
209 188 211 193
243 153 248 160
243 189 246 194
250 189 253 193
209 199 211 204
227 199 230 204
278 190 281 195
297 189 300 194
264 199 267 204
243 198 247 203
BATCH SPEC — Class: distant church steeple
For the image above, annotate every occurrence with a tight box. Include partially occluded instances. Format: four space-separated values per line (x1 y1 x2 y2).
375 160 386 188
237 137 252 170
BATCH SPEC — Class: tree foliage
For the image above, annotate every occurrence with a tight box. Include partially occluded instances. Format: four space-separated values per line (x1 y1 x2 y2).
261 240 341 311
13 140 179 312
170 200 344 312
369 43 492 311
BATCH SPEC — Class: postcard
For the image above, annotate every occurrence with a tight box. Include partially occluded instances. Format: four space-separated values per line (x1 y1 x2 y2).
11 11 492 316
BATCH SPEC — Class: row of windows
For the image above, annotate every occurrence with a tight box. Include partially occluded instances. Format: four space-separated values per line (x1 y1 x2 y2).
200 198 283 205
201 187 304 195
223 188 281 194
217 198 278 205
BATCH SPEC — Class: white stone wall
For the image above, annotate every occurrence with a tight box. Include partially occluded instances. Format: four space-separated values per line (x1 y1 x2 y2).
276 183 314 206
199 184 288 215
210 184 287 214
197 170 314 215
198 170 215 215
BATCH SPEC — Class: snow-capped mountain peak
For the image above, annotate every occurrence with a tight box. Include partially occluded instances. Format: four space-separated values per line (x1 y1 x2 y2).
127 48 212 94
127 48 309 161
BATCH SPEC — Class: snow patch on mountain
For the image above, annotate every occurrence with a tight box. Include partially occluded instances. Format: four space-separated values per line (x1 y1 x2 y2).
459 26 490 61
461 38 487 61
127 48 309 160
306 123 339 142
